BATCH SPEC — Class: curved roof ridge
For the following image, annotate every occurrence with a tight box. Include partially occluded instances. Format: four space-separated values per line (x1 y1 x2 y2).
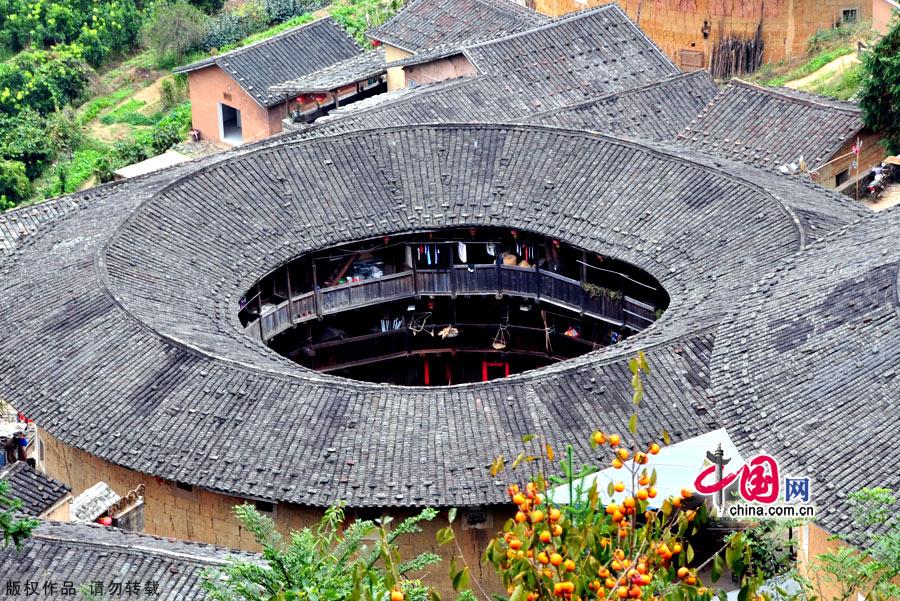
729 78 862 115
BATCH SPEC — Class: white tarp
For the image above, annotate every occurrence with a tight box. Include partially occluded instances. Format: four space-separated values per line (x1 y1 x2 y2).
549 428 747 507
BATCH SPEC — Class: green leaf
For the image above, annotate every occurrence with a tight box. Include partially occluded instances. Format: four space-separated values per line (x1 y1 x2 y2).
452 566 470 591
490 455 505 477
447 508 457 524
509 585 526 601
661 429 671 445
521 434 536 443
686 543 695 563
436 526 455 545
430 591 442 601
607 482 615 497
711 553 723 582
511 451 526 470
628 414 638 435
650 468 657 486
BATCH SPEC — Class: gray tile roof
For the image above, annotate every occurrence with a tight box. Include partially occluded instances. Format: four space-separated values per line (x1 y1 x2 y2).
0 462 70 517
269 48 387 95
0 520 254 599
520 71 719 140
463 4 679 100
678 79 865 169
713 206 900 536
174 17 362 107
0 122 868 516
290 5 685 133
367 0 548 53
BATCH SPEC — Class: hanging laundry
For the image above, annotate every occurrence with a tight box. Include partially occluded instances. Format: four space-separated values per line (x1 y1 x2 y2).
426 244 432 265
486 243 496 256
405 245 413 268
457 241 467 263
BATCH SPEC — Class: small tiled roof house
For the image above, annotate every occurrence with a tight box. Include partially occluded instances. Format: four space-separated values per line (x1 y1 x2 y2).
175 17 362 145
1 462 72 522
679 79 886 191
367 0 548 90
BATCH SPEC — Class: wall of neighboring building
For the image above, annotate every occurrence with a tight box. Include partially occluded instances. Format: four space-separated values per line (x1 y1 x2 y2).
873 0 900 34
37 427 504 596
40 496 71 522
816 130 885 190
385 44 413 90
185 65 283 145
404 54 478 86
533 0 871 66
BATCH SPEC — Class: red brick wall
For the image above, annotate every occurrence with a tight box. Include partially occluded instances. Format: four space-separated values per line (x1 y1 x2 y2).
186 65 284 145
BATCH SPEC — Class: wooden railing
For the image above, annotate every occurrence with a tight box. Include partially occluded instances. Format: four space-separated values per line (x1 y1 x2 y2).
296 324 596 373
256 265 658 341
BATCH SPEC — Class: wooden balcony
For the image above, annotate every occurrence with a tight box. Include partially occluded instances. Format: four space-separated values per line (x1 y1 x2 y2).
256 264 657 341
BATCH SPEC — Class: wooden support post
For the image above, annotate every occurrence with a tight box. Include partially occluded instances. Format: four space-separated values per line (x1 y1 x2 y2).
311 260 321 319
411 244 419 298
285 264 294 323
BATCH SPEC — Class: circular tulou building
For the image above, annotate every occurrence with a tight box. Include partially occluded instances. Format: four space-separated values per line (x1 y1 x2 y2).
0 123 896 592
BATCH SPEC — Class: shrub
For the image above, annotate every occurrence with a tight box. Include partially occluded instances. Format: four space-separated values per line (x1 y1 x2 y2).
201 503 441 601
0 111 56 179
0 0 142 64
0 49 90 115
0 159 30 207
262 0 320 25
113 138 150 165
330 0 403 46
859 17 900 154
44 108 82 154
92 156 116 184
202 5 265 51
142 0 209 68
149 103 192 154
160 78 177 111
189 0 223 14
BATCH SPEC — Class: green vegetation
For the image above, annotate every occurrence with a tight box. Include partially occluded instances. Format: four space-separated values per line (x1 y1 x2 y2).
0 0 403 213
77 87 135 125
0 479 39 548
201 503 443 601
763 46 854 87
859 16 900 154
811 61 864 100
748 20 878 102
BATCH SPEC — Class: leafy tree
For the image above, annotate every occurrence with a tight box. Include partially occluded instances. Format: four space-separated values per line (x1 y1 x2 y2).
0 111 57 179
0 49 89 115
859 16 900 153
0 159 30 209
0 479 40 547
189 0 224 15
482 352 768 601
201 503 442 601
798 488 900 601
142 0 209 68
113 139 150 166
330 0 403 46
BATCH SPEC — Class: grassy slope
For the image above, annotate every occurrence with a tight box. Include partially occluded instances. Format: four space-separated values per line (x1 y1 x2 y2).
747 22 875 101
